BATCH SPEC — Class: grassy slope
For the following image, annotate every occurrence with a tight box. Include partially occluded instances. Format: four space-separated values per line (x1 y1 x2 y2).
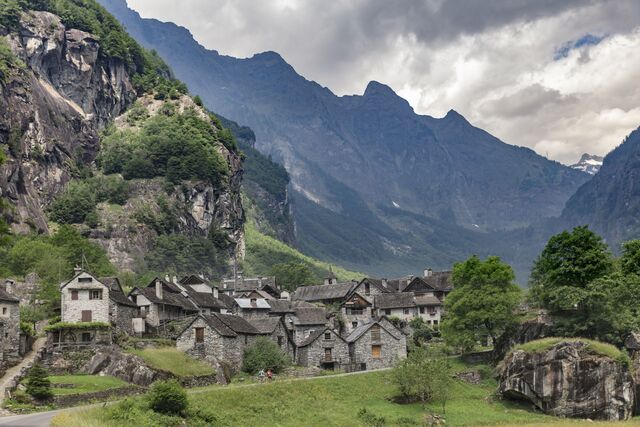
49 375 128 396
243 220 363 281
513 338 625 360
127 348 214 377
52 359 640 427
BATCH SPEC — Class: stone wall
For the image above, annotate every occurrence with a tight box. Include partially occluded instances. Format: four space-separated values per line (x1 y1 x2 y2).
297 330 349 368
350 323 406 370
0 301 21 364
341 307 373 336
51 385 143 407
110 301 137 335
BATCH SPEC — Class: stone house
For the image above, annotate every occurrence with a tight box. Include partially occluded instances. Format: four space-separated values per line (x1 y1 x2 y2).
240 289 275 300
0 281 21 366
60 270 110 324
422 270 454 301
129 277 199 328
99 277 139 335
233 298 271 319
296 327 349 369
374 293 417 321
340 292 373 335
346 318 407 370
220 275 280 298
286 307 330 345
414 294 443 328
248 316 293 358
350 278 389 304
176 312 261 372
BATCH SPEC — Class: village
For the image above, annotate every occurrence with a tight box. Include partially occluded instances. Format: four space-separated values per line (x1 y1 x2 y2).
0 266 453 409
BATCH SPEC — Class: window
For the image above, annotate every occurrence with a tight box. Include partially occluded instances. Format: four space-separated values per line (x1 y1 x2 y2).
71 290 78 300
372 345 381 359
364 283 370 296
81 332 91 342
277 336 284 346
347 308 364 315
428 308 437 315
371 325 381 341
324 348 332 361
384 309 391 315
78 277 92 283
244 335 248 344
352 321 358 328
195 327 204 343
419 307 425 314
4 333 7 339
403 308 410 315
81 310 92 322
324 332 331 340
1 307 6 315
89 290 102 300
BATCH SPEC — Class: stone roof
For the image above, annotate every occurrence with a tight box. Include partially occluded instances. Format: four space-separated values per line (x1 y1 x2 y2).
98 277 122 293
374 293 416 309
137 287 198 311
293 307 329 326
179 274 217 288
201 313 260 337
0 287 19 303
423 271 453 291
248 317 282 334
414 294 442 306
346 318 403 342
221 276 277 292
185 287 227 310
234 298 271 309
99 276 137 307
268 300 315 314
292 282 356 302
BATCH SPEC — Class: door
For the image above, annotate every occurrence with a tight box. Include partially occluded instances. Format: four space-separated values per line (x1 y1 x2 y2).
324 348 332 362
81 310 92 322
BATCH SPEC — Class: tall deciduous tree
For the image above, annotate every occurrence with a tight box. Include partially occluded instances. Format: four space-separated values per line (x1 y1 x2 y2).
442 255 522 352
530 225 613 312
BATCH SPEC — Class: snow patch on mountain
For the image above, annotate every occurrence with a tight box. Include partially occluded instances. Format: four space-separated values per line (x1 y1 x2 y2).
570 153 603 175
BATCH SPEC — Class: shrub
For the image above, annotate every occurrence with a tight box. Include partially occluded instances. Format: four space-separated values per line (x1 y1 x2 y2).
147 379 188 415
242 337 289 374
25 364 52 400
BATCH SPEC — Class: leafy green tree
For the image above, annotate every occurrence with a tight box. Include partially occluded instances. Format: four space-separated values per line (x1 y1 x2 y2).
48 181 96 224
145 234 224 276
442 255 522 351
147 379 187 415
530 226 613 312
409 317 434 346
268 262 317 291
242 337 289 374
621 240 640 276
25 364 52 400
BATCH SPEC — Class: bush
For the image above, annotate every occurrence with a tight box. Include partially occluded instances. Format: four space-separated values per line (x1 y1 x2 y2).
25 364 52 400
242 337 289 374
147 379 187 415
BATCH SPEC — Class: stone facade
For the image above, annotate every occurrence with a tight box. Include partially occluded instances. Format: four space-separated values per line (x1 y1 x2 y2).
348 319 406 370
297 329 350 368
176 316 258 373
0 297 20 366
60 272 110 323
109 300 137 335
341 293 374 335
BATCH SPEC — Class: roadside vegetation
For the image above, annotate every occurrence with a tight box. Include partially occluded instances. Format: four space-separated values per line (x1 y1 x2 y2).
49 375 128 396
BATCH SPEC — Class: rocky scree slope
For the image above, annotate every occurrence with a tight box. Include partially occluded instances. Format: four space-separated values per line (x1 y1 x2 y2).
0 6 245 272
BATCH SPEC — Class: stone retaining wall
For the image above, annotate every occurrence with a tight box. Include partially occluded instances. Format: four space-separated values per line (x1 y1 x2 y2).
51 385 143 407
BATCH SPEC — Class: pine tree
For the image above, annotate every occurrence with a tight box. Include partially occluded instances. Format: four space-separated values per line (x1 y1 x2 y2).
25 364 52 400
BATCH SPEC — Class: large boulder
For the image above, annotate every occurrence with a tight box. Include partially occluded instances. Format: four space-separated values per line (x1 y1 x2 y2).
498 340 634 421
81 347 171 387
493 312 554 361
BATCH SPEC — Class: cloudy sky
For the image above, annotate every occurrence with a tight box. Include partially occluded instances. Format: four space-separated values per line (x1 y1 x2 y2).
128 0 640 164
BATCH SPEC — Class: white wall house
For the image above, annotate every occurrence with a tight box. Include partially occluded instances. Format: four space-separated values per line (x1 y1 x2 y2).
60 270 110 323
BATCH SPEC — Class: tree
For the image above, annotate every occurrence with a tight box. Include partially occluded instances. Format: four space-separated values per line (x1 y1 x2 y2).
621 240 640 276
242 337 289 374
25 364 52 400
268 262 317 291
391 346 452 410
409 317 434 346
530 226 613 312
147 379 187 415
441 255 522 352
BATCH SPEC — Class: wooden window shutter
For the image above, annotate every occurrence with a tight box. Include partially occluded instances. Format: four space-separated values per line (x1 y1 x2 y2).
195 327 204 343
372 345 381 358
71 290 78 300
81 310 92 322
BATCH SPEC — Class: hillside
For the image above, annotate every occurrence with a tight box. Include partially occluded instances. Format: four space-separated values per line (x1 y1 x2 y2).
561 128 640 251
98 0 590 277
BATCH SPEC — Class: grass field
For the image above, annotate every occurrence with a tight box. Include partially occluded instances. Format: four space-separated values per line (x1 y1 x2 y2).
53 358 640 427
127 347 214 377
49 375 128 396
512 337 625 360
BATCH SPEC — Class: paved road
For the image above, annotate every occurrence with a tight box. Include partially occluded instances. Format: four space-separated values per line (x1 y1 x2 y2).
0 367 395 427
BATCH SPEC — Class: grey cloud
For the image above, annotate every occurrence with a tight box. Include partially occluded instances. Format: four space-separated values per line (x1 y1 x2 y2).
479 84 579 119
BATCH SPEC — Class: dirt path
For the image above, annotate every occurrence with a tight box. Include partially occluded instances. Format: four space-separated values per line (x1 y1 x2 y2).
0 336 46 406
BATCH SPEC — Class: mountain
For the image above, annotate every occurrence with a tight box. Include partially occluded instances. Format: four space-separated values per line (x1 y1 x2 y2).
570 153 604 175
99 0 590 277
562 128 640 250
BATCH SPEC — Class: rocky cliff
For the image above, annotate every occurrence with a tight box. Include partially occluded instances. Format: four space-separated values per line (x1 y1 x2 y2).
0 7 244 272
499 340 634 421
0 10 134 233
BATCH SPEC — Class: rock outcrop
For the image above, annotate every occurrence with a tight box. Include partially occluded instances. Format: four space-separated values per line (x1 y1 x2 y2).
81 347 170 386
1 11 134 233
499 340 634 421
494 312 554 361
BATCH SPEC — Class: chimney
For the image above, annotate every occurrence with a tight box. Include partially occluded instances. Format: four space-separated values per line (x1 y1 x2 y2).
155 279 163 300
381 278 388 288
213 286 218 299
73 266 83 275
3 279 13 294
172 275 178 284
165 274 171 283
424 268 433 277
